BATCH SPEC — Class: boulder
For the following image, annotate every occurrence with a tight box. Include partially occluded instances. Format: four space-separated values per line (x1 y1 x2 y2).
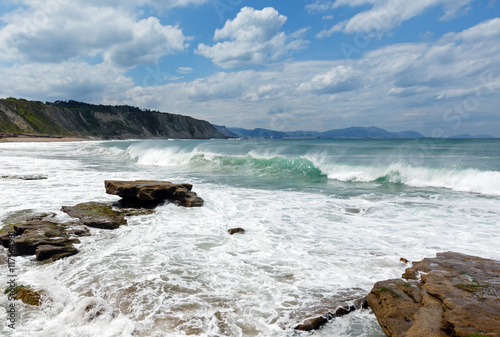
228 228 245 235
104 180 204 207
367 252 500 337
36 244 79 262
61 202 154 229
0 213 89 262
0 220 87 258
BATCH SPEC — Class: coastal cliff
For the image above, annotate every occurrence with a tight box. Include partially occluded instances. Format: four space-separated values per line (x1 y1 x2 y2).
0 98 227 139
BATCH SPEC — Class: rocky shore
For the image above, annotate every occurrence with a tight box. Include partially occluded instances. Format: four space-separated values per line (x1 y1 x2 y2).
1 181 499 336
367 252 500 337
0 180 204 263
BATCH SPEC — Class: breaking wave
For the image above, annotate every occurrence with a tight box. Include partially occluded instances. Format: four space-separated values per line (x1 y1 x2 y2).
122 141 500 196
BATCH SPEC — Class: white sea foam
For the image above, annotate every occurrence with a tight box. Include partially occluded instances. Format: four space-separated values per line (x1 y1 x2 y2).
1 140 499 336
307 154 500 196
123 141 500 196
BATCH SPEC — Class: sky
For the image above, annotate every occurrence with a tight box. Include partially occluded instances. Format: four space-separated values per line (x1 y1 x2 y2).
0 0 499 136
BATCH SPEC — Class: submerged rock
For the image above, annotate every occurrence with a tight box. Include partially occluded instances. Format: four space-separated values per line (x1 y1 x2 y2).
4 285 44 306
61 202 154 229
293 293 368 331
367 252 500 337
104 180 204 207
1 175 48 180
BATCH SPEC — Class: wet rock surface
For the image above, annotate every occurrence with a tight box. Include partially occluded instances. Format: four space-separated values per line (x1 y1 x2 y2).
105 180 204 207
1 174 48 180
228 227 245 235
61 202 152 229
4 285 44 306
292 291 368 331
367 252 500 337
0 217 89 262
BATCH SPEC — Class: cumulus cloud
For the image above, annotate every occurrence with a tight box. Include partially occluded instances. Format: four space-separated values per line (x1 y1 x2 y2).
0 61 134 102
317 0 473 37
298 65 360 94
196 7 307 68
124 18 500 134
0 1 187 67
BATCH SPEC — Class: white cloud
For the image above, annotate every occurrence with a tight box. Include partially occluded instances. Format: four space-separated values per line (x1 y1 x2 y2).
1 12 499 136
177 67 193 74
305 1 335 14
298 65 360 94
0 61 133 102
317 0 473 37
104 17 186 67
196 7 307 68
0 1 187 67
126 18 500 134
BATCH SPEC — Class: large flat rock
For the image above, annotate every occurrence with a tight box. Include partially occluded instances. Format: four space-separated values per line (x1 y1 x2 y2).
61 202 154 229
104 180 204 207
367 252 500 337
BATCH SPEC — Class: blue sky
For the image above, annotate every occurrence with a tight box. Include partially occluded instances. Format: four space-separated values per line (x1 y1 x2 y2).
0 0 499 136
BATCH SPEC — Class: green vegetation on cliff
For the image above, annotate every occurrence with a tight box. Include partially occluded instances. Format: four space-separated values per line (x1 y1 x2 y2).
0 98 226 139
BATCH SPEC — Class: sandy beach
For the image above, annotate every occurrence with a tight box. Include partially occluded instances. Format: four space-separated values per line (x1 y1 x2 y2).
0 135 97 142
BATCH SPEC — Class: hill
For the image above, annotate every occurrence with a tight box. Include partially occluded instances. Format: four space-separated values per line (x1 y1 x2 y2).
449 134 495 139
0 98 226 139
227 126 425 139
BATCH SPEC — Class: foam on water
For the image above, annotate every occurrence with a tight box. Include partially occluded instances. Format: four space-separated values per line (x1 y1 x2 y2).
122 140 500 196
1 139 499 336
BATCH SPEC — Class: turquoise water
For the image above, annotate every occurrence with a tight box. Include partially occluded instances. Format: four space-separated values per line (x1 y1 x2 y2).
0 138 499 336
118 138 500 195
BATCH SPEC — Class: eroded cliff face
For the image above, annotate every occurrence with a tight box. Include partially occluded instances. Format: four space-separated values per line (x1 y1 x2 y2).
0 98 227 139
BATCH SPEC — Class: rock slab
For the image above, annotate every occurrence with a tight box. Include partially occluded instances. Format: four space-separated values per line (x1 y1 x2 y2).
0 218 89 262
366 252 500 337
105 180 204 207
61 202 154 229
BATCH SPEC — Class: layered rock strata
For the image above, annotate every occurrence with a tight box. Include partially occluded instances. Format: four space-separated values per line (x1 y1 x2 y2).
105 180 204 207
367 252 500 337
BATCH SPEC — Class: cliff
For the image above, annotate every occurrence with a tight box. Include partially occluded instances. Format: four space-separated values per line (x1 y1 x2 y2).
0 98 227 139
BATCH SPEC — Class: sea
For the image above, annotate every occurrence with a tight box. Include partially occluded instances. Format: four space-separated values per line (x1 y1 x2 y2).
1 138 499 337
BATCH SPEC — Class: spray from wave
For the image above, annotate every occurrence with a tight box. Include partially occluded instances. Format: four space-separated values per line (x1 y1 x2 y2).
121 141 500 196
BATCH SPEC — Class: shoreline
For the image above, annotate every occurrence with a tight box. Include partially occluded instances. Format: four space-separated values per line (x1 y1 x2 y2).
0 134 98 142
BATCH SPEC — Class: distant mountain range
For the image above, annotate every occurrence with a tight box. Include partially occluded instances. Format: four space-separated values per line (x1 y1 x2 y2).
213 126 497 139
214 125 425 139
449 134 495 139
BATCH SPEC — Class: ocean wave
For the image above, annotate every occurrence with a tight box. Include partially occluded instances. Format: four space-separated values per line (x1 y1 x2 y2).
307 156 500 195
123 142 500 195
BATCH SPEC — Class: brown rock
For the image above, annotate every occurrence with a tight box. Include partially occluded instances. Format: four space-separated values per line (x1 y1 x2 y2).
62 202 127 229
294 304 361 331
295 315 329 331
5 285 44 306
0 220 85 256
104 180 204 207
61 202 154 229
36 244 79 262
0 214 89 262
228 228 245 235
367 252 500 337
